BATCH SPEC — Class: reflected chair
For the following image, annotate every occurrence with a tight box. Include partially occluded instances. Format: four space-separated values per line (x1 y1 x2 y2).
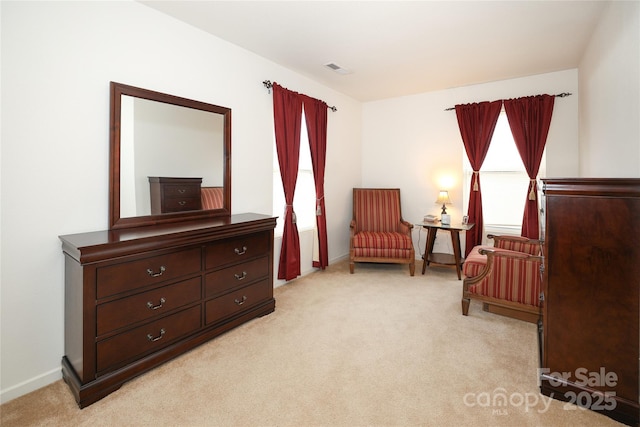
201 187 224 210
461 234 542 323
350 188 415 275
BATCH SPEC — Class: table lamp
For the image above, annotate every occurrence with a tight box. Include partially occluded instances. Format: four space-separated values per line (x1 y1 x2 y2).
436 190 452 225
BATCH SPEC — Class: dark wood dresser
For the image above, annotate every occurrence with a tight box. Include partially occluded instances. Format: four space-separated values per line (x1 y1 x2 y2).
59 213 276 408
540 178 640 426
149 177 202 214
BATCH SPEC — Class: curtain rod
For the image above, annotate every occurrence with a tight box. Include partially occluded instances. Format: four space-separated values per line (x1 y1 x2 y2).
263 80 337 112
444 92 572 111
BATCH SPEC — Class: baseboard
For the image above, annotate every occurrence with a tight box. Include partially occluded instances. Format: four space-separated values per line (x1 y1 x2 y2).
274 254 349 288
0 367 61 404
329 254 349 264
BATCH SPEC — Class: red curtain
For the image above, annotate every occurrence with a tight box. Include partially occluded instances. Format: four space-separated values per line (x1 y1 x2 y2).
302 95 329 269
455 101 502 256
504 95 555 239
273 83 303 280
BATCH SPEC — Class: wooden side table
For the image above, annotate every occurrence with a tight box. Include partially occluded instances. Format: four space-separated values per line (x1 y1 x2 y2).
417 221 475 280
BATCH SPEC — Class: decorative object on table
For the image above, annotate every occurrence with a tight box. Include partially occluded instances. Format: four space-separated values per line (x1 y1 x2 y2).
436 190 452 225
423 214 438 223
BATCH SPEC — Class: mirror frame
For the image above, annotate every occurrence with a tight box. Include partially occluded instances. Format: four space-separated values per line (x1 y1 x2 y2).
109 82 231 230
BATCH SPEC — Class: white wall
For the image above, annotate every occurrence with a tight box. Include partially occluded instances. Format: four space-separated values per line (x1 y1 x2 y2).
579 0 640 177
0 1 361 403
362 70 579 255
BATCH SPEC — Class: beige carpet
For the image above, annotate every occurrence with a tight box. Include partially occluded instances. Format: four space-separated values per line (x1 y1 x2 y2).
1 260 623 426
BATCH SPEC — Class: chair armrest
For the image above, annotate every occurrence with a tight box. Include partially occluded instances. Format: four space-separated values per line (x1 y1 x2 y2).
488 234 542 255
399 219 413 234
478 248 541 260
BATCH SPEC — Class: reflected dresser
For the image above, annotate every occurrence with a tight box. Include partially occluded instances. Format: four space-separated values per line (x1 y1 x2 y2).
59 213 276 408
149 177 203 214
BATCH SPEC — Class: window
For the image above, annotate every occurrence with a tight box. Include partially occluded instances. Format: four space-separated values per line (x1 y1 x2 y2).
273 110 316 235
462 111 545 236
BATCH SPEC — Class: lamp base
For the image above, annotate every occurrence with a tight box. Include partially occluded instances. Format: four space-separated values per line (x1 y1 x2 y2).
441 214 451 225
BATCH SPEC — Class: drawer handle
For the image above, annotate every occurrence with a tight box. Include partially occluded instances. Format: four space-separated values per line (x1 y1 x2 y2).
234 271 247 281
234 296 247 306
147 328 165 342
234 246 247 255
178 189 186 194
146 266 166 277
146 297 166 310
178 201 186 206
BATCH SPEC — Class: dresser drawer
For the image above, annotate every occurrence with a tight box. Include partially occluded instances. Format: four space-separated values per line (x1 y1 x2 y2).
97 305 201 373
162 196 201 212
205 279 272 325
96 247 201 299
162 184 200 198
97 277 201 336
205 256 269 298
205 232 269 269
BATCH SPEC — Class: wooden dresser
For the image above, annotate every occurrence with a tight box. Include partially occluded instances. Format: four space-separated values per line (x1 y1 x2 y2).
149 177 202 214
540 179 640 426
59 213 276 408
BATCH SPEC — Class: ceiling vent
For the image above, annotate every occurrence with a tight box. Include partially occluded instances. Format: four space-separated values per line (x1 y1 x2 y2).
324 62 352 75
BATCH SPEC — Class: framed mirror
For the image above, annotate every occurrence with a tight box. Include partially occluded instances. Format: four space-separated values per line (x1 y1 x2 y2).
109 82 231 229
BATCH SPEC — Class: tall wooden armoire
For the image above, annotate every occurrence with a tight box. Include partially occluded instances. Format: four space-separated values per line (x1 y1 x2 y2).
540 178 640 426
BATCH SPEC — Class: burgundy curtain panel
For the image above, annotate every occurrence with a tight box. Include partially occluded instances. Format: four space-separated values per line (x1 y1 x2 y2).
273 83 303 280
455 101 502 256
504 95 555 239
302 95 329 269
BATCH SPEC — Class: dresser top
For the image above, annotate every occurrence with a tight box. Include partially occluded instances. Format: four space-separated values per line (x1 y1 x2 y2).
60 213 277 264
542 178 640 197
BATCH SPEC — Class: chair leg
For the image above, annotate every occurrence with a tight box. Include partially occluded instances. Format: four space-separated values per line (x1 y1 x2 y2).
349 262 355 274
409 260 415 276
462 298 470 315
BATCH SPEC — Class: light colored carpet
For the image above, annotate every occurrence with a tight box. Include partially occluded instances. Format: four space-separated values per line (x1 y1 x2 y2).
1 260 623 426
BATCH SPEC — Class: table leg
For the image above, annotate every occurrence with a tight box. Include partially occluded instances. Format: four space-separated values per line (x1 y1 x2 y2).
422 227 437 274
450 230 462 280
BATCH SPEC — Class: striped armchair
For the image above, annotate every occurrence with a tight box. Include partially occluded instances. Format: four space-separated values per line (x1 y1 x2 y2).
461 235 543 323
350 188 415 275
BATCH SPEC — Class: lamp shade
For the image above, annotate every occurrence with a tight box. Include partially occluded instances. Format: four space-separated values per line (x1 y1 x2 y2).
436 190 452 216
435 190 451 206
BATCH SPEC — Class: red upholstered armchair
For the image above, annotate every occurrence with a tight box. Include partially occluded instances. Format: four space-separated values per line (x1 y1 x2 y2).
350 188 415 275
461 235 543 323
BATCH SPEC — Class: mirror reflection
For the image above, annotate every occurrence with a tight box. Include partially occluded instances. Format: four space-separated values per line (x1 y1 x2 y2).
119 96 224 217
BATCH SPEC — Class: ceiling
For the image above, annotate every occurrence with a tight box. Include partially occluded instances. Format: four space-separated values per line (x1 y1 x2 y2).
140 1 607 102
